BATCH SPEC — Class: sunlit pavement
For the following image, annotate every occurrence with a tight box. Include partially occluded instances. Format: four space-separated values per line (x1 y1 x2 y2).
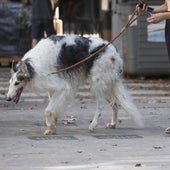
0 67 170 170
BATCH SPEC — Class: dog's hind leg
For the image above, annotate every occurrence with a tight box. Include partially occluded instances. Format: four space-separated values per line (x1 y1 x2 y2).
106 102 118 129
88 88 105 131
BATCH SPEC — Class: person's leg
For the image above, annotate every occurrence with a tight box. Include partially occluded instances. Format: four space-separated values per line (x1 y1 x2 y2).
44 19 56 37
165 20 170 59
165 20 170 134
31 20 44 48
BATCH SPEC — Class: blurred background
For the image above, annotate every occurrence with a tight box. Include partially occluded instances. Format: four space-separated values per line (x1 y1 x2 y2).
0 0 169 76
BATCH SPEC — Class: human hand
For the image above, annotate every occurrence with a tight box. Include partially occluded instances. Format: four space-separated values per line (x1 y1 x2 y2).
147 13 164 24
136 0 148 13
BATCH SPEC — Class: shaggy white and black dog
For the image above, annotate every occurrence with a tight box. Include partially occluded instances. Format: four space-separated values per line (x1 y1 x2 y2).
6 35 143 135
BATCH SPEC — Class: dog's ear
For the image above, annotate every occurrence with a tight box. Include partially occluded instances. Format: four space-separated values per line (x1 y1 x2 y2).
19 61 28 73
17 61 31 80
11 60 18 74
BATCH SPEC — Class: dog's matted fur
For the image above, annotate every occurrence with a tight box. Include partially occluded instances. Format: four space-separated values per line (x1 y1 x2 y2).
6 35 144 135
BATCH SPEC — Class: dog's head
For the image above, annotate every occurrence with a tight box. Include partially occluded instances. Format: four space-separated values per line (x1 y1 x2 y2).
6 60 34 104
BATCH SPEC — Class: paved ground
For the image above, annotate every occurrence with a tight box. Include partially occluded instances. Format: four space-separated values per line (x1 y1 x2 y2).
0 67 170 170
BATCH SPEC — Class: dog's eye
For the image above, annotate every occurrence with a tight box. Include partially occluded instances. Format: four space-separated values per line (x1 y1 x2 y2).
14 82 20 86
17 75 25 81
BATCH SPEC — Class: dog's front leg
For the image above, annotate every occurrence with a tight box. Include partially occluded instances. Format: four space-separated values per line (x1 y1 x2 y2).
44 109 58 135
43 91 56 135
44 87 71 135
44 92 60 135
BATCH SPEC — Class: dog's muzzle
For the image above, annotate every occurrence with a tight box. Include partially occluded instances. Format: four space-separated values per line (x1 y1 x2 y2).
6 87 24 104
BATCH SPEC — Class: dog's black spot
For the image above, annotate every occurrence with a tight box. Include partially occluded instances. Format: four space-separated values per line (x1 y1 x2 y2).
57 37 90 73
48 35 65 43
111 57 115 64
75 37 91 51
57 36 106 76
59 37 89 65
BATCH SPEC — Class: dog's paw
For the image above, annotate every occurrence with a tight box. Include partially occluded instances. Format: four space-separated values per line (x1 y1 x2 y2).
44 128 56 135
88 124 95 132
88 121 97 131
106 123 116 129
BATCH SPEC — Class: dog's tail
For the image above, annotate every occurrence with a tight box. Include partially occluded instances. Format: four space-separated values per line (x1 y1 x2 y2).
113 81 144 128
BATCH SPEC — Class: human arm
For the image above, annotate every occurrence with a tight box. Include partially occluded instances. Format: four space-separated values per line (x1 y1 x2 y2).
136 0 167 13
152 1 168 13
147 1 170 24
136 0 170 24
